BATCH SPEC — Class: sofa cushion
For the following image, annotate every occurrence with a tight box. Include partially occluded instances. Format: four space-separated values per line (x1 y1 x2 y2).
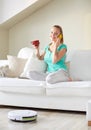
69 50 91 81
0 60 9 77
20 53 47 78
17 47 34 59
0 65 9 77
0 78 45 95
46 81 91 97
6 55 27 77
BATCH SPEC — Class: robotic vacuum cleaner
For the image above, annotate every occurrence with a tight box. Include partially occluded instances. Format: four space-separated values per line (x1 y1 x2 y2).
8 110 37 122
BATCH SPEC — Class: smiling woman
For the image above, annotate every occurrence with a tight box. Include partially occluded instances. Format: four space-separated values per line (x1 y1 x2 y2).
28 25 71 83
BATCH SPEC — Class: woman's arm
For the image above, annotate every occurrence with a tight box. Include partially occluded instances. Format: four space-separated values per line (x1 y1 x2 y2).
36 47 45 60
52 47 66 63
52 38 67 63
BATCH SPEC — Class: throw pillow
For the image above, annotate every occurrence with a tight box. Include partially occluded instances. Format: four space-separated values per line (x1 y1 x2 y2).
20 53 47 78
6 55 27 77
0 65 9 77
17 47 34 59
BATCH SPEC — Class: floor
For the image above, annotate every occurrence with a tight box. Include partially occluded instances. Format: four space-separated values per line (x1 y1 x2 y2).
0 106 91 130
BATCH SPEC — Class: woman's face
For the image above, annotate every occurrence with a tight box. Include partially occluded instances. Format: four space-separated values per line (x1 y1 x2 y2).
50 27 61 42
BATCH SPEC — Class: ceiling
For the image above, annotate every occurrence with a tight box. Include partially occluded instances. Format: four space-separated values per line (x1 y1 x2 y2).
0 0 52 29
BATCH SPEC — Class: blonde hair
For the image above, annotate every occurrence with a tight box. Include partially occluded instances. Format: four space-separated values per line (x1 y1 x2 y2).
53 25 64 43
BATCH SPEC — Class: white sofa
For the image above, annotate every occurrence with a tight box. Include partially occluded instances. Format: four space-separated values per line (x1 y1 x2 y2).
0 47 91 112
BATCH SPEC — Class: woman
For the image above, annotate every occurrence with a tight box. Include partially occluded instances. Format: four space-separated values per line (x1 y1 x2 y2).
28 25 71 84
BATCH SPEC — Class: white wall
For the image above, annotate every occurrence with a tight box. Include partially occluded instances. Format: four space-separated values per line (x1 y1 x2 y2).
0 0 38 23
0 1 2 22
9 0 91 55
0 0 38 59
0 27 9 59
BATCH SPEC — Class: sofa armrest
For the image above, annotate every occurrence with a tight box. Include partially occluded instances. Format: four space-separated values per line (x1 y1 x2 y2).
0 60 9 67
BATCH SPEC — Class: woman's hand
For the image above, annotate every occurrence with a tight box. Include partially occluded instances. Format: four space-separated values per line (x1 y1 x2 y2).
32 44 39 50
54 36 61 48
31 40 40 50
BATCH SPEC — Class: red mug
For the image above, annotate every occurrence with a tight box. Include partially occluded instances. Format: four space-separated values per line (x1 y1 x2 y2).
31 40 40 46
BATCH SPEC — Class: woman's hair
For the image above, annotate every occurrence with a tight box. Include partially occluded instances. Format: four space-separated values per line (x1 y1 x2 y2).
53 25 64 43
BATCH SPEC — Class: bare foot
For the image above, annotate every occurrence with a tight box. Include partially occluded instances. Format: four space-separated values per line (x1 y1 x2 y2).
69 77 72 81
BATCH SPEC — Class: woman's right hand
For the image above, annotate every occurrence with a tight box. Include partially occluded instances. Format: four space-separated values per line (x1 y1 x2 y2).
31 40 40 49
33 44 39 50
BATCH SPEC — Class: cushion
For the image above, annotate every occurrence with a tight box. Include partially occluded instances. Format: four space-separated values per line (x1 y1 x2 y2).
65 50 77 62
46 81 91 97
69 50 91 81
0 65 9 77
0 78 45 95
17 47 34 59
20 53 47 78
6 55 27 77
